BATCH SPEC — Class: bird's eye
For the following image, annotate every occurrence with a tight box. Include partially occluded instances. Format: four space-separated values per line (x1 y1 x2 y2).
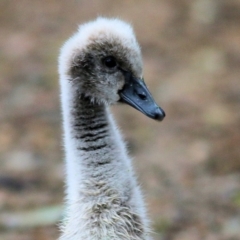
103 56 117 68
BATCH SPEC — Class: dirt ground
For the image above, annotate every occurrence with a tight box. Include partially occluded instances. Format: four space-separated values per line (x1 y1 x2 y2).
0 1 240 239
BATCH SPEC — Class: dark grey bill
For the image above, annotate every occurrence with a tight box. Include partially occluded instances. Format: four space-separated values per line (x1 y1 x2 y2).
118 70 165 121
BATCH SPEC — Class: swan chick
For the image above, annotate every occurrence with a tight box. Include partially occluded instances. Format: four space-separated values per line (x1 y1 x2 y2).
58 17 165 240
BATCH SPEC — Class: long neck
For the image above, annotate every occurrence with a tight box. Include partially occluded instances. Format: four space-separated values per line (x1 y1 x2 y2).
60 79 151 239
61 85 129 201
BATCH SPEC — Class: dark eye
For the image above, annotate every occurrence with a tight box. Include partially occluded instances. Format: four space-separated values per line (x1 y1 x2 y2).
103 56 117 68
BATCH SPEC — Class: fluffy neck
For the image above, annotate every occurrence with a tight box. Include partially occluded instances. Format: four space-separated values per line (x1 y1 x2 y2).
59 78 151 240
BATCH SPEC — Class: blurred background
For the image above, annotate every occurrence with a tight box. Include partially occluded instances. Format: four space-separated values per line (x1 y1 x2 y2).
0 0 240 239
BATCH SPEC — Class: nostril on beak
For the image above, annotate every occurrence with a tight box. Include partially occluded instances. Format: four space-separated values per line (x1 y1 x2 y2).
138 92 147 100
134 87 147 100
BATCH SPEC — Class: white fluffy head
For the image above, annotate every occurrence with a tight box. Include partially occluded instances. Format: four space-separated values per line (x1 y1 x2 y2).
59 17 143 104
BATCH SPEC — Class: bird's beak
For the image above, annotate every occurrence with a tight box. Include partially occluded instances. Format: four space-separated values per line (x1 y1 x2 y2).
119 71 165 121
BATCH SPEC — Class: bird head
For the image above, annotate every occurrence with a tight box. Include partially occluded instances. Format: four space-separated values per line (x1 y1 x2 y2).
59 17 165 121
